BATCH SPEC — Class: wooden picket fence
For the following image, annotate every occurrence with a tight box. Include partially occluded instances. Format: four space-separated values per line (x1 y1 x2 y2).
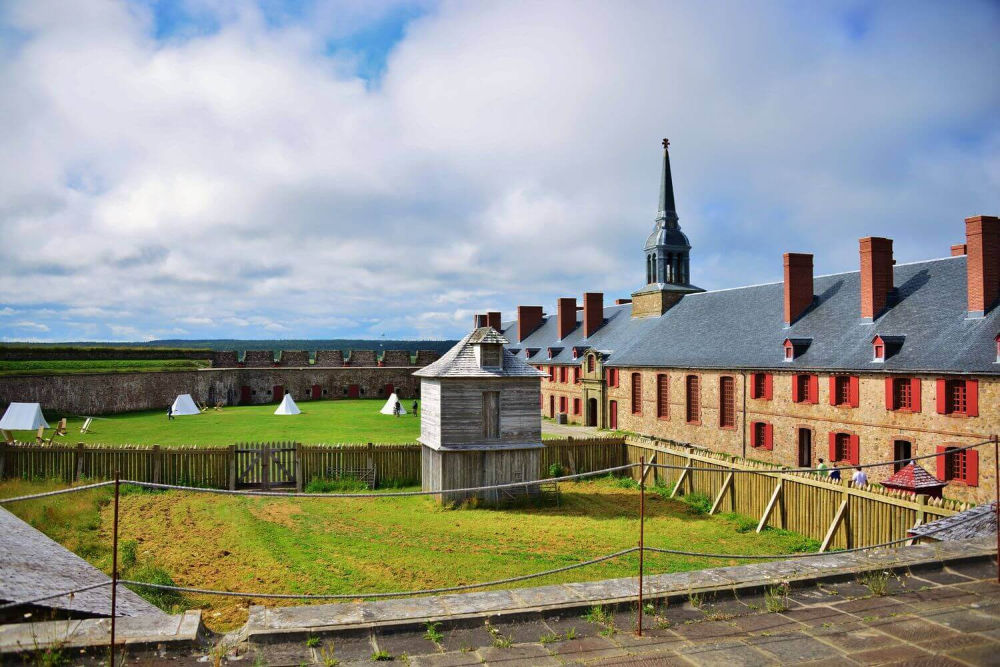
624 435 972 551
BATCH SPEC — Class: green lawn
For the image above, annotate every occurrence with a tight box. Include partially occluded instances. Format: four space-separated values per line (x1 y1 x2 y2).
18 400 422 446
0 359 210 376
0 477 818 631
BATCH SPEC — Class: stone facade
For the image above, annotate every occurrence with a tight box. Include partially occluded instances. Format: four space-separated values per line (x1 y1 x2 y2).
314 350 345 367
380 350 412 366
0 367 424 416
541 368 997 504
243 350 275 367
346 350 378 366
276 350 311 367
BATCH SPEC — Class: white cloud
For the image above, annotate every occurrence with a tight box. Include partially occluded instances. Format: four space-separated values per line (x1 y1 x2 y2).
0 1 996 341
13 320 50 332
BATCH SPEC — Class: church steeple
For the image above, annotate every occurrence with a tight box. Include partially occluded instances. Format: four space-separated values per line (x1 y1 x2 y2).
644 138 693 287
632 138 703 318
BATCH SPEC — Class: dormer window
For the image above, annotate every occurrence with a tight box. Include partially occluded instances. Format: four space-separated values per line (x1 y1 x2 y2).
783 338 811 362
871 335 904 363
479 344 502 368
468 326 509 369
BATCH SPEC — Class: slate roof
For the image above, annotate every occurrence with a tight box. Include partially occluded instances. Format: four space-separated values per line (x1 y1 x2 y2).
414 329 545 378
881 463 946 492
0 507 162 618
502 256 1000 374
909 502 997 542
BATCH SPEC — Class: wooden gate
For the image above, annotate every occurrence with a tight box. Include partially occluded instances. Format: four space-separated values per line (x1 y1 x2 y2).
234 442 298 490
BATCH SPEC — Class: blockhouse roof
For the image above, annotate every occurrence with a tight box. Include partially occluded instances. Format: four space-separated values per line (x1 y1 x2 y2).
415 328 545 378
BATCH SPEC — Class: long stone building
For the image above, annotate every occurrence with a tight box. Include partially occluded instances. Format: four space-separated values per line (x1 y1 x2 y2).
484 141 999 503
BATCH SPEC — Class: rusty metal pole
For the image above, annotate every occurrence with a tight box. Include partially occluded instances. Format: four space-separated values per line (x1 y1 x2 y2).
110 470 120 665
637 455 645 636
993 435 998 584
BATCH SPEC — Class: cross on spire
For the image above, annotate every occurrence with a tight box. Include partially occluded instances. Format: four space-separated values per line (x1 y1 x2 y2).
662 138 670 149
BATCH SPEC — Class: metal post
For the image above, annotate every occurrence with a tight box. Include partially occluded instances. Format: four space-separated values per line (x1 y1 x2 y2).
993 435 998 584
637 455 645 636
110 470 120 664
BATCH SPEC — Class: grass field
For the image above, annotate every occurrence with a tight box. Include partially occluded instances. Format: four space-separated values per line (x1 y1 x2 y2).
0 359 210 376
0 477 818 631
12 400 423 446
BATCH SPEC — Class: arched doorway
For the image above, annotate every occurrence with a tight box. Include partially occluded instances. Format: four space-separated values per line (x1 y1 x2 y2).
587 398 598 426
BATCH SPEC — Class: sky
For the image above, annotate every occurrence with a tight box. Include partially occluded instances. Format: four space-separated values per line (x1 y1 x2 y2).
0 0 997 342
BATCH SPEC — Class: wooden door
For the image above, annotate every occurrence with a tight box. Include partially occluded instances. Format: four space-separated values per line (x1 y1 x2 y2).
587 398 598 426
893 440 912 472
311 384 322 400
385 383 394 397
482 391 500 439
240 385 252 404
273 385 284 402
797 428 812 467
609 400 618 430
549 395 555 418
348 384 360 398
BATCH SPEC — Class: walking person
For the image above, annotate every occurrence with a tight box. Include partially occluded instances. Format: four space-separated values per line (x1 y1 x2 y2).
412 400 418 416
393 399 401 418
851 466 868 488
829 466 842 482
167 405 174 421
816 458 828 477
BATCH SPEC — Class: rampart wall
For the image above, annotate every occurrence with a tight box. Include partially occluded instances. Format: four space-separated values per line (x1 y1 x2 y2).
0 367 423 415
0 347 212 361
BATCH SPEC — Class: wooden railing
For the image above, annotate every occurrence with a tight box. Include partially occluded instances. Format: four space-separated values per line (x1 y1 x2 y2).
623 435 971 551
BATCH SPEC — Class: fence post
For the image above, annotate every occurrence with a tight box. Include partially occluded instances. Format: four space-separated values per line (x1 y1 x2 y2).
228 445 237 491
74 443 85 482
152 445 162 485
262 443 271 491
0 442 6 480
295 443 303 493
367 442 375 487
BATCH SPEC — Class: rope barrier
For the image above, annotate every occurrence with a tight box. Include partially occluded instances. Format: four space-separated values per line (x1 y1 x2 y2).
0 581 112 612
0 480 115 505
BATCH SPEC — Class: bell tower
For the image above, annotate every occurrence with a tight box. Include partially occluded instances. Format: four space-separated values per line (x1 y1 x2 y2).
632 139 704 317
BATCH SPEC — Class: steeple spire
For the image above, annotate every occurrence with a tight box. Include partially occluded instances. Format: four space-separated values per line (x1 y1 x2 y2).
657 138 677 227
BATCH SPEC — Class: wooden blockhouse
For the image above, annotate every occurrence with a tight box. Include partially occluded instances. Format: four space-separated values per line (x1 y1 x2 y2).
414 327 546 504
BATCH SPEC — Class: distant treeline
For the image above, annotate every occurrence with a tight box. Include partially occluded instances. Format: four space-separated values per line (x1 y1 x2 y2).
0 339 459 360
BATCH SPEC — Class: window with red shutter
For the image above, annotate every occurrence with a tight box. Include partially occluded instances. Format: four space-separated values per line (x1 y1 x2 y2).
946 379 967 415
685 375 700 423
795 374 809 403
833 432 851 463
892 377 912 410
656 374 669 419
631 373 642 414
752 422 766 448
719 376 735 428
559 396 567 413
609 400 618 430
752 373 767 399
833 376 850 405
573 398 581 415
573 367 580 384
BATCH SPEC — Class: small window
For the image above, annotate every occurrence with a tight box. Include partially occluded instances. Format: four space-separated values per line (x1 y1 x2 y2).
560 367 568 383
560 396 567 413
834 376 850 406
685 375 700 423
588 355 595 372
947 380 966 414
573 398 581 415
893 378 911 411
834 433 851 462
873 343 884 362
631 373 642 415
795 374 810 402
784 343 793 361
656 374 669 419
573 367 580 384
752 422 767 448
753 373 766 398
719 376 735 428
944 447 966 482
480 345 501 367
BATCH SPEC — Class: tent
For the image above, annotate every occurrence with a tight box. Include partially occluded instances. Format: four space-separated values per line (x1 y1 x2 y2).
170 394 200 416
0 402 50 430
274 394 301 415
379 393 407 415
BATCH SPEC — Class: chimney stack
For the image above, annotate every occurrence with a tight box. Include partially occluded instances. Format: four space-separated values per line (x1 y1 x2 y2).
951 244 967 256
557 297 577 340
859 237 894 321
583 292 604 338
486 311 501 331
516 306 543 342
783 253 814 326
966 215 1000 317
474 313 488 328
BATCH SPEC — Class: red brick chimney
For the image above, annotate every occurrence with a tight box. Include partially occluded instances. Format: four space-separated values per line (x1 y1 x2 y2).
516 306 543 342
859 237 894 321
486 311 501 331
951 244 967 256
557 297 577 340
966 215 1000 317
783 253 814 326
583 292 603 338
474 313 487 328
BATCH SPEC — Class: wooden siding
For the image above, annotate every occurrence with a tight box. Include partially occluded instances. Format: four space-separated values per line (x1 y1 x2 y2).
434 378 540 446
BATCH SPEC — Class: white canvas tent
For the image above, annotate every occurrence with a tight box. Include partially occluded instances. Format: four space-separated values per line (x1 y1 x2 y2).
274 394 301 415
379 393 407 415
0 402 50 430
170 394 200 416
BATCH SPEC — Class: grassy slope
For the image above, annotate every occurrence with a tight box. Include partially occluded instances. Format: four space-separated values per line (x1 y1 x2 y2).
0 359 210 376
0 477 817 631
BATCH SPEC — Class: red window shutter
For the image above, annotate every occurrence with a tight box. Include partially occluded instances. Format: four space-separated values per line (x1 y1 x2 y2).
828 376 837 405
792 375 799 403
935 446 947 480
966 449 979 486
936 379 947 414
750 375 758 400
809 375 819 404
910 378 921 413
849 434 860 466
828 432 837 461
764 374 773 400
885 377 894 410
966 379 978 417
765 423 773 451
849 376 859 408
